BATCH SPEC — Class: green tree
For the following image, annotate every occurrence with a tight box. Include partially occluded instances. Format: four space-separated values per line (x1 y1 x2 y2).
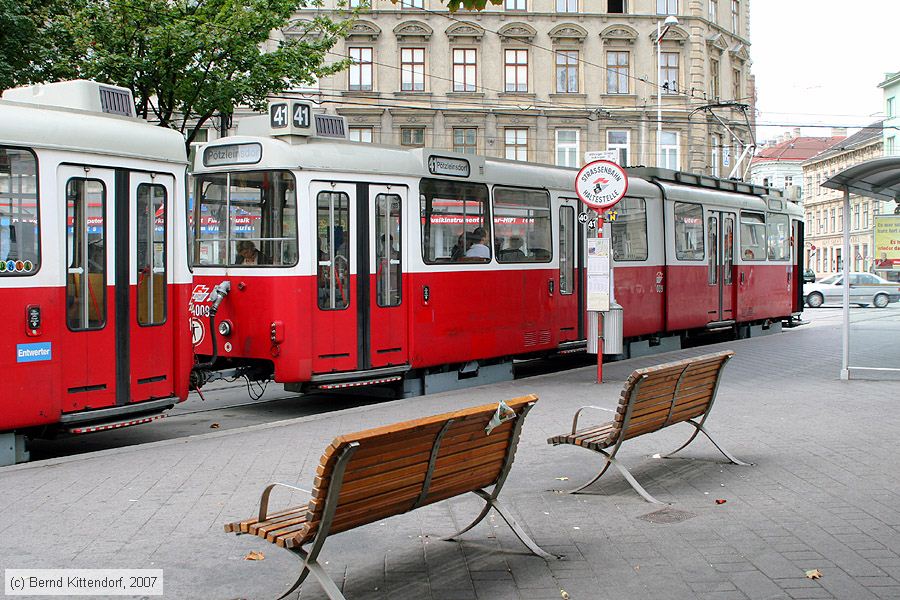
65 0 352 152
0 0 81 91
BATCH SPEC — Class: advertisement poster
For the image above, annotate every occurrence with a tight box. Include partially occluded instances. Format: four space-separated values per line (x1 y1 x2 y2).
874 214 900 270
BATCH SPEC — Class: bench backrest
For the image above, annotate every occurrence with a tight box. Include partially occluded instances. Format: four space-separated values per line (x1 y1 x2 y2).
300 394 538 541
615 351 734 442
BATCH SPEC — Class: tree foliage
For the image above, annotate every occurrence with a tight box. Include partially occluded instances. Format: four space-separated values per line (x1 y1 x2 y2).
0 0 81 91
65 0 352 150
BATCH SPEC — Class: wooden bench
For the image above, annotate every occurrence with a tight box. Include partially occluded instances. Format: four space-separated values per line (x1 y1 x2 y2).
548 351 747 504
225 394 553 600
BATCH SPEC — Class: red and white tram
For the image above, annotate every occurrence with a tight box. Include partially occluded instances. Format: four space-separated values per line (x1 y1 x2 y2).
189 100 804 394
0 81 191 463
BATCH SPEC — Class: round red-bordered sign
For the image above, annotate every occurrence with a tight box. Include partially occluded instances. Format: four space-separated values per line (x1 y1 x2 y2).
575 160 628 211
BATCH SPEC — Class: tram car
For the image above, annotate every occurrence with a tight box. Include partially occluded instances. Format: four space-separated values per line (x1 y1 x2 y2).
188 99 803 395
0 81 191 463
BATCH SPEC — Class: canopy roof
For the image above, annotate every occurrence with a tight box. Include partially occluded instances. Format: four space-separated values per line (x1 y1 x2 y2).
823 156 900 202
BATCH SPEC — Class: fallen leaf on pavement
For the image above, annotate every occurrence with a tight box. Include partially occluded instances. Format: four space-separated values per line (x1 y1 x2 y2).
555 476 569 481
560 589 570 599
245 551 265 561
715 499 727 504
806 569 822 580
210 423 220 429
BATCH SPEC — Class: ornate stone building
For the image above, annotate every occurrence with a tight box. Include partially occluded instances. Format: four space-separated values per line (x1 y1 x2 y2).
801 123 883 277
280 0 756 175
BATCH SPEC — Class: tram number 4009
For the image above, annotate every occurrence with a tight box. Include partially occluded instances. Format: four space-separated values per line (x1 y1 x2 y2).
190 303 211 318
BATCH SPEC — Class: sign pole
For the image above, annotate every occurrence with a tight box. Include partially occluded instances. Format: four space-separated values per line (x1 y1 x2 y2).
596 209 604 384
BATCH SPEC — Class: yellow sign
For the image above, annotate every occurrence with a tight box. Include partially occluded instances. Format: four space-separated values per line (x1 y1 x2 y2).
874 214 900 270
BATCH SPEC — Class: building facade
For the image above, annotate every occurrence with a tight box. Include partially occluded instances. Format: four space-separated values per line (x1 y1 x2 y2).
282 0 755 175
749 129 845 202
878 71 899 157
801 122 883 278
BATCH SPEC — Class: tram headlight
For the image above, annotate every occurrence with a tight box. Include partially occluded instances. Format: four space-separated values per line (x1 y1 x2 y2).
218 320 233 337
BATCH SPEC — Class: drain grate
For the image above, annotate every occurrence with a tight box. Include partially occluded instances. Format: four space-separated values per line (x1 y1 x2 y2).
637 507 697 524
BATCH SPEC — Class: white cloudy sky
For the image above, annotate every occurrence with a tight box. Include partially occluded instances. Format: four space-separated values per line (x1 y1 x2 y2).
750 0 899 141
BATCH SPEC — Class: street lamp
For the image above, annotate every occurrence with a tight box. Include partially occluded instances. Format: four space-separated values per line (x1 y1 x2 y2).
656 15 679 168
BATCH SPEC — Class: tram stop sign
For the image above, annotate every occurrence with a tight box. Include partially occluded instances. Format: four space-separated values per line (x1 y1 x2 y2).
575 160 628 212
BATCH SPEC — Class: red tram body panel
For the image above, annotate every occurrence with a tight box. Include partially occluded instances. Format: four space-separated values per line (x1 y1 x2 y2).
0 81 191 452
188 102 804 391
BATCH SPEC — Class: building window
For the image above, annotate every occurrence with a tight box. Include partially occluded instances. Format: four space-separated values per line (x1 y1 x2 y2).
660 52 678 94
453 128 477 154
557 0 577 12
732 68 741 100
784 175 793 187
606 51 629 94
864 202 870 228
349 127 374 143
608 0 626 12
401 0 424 7
710 57 720 99
504 49 528 93
400 48 425 92
505 0 526 9
555 50 579 93
660 130 679 169
888 136 896 156
555 129 579 167
505 128 528 161
710 134 720 177
657 0 677 14
452 49 477 92
607 130 630 166
349 0 369 7
731 0 739 33
708 0 717 21
888 97 895 118
349 47 373 91
830 208 836 232
401 127 425 147
854 203 860 230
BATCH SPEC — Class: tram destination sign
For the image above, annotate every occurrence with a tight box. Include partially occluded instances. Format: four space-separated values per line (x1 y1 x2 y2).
575 160 628 211
428 155 470 178
203 143 262 167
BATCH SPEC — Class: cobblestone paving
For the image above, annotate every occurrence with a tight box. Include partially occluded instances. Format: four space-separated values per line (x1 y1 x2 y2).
2 319 899 599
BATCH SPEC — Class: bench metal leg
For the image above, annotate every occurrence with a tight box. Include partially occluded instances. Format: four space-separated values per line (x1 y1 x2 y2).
442 489 557 559
662 419 751 466
279 549 347 600
564 447 665 504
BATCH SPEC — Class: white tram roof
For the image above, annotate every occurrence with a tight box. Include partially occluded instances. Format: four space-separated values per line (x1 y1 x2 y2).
195 134 665 198
0 82 187 165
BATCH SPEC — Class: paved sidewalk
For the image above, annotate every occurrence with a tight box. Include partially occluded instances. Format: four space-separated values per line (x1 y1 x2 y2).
2 320 900 600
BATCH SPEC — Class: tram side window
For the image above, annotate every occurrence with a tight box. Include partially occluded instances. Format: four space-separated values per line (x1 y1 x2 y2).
740 212 766 261
419 178 490 264
0 148 40 275
375 193 402 307
493 187 552 263
766 213 790 261
611 197 648 261
317 191 351 310
137 184 167 326
66 178 106 330
559 205 575 294
192 171 297 267
674 202 704 261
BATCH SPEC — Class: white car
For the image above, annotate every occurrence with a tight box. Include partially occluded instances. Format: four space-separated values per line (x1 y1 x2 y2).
803 272 900 308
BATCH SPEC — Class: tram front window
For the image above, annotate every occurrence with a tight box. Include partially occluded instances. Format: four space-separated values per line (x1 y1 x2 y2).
192 171 297 267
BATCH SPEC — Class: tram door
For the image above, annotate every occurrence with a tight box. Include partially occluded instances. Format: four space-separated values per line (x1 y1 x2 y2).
707 211 736 323
129 173 177 402
368 186 408 368
60 165 117 412
311 182 358 373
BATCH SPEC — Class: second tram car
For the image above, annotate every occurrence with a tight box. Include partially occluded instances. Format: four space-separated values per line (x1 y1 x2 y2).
0 81 192 463
189 100 804 394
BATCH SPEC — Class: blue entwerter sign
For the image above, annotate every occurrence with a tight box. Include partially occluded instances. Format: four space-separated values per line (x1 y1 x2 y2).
16 342 52 363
